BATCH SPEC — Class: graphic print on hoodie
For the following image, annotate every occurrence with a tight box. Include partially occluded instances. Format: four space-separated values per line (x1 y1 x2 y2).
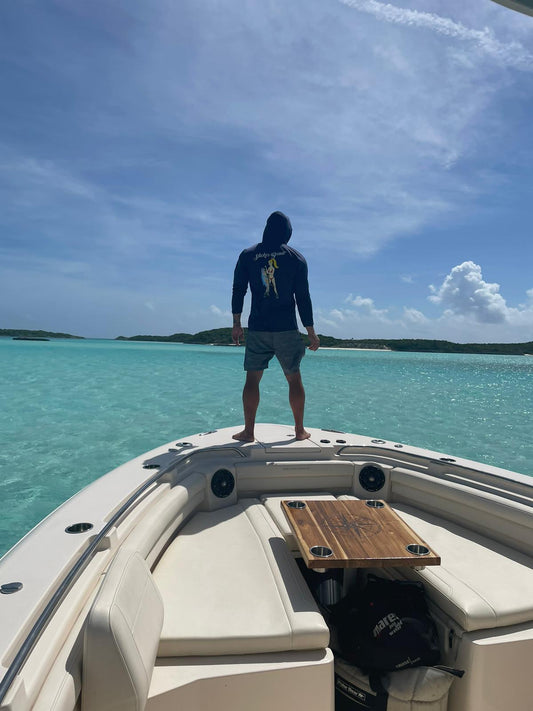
262 257 279 298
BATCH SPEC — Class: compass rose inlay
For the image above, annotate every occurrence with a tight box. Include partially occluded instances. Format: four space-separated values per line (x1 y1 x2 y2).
330 514 382 536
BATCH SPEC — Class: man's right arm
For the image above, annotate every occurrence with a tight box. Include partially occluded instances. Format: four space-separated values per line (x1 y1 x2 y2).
232 313 244 345
232 252 247 345
232 251 248 314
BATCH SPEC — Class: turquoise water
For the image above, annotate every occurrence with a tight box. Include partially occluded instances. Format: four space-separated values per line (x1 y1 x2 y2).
1 337 532 557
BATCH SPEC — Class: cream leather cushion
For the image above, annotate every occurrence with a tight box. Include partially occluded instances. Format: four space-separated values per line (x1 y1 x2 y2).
153 500 329 657
393 504 533 632
83 549 164 711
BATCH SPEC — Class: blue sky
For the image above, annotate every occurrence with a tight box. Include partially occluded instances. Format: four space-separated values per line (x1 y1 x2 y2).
1 0 533 341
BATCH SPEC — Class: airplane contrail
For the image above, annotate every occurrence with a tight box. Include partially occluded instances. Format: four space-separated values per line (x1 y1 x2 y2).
337 0 533 71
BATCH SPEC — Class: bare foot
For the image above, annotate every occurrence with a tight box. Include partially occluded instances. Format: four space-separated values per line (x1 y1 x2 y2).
295 429 311 440
232 430 255 442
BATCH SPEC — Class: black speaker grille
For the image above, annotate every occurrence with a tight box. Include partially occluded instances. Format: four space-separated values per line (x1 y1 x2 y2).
211 469 235 498
359 465 386 492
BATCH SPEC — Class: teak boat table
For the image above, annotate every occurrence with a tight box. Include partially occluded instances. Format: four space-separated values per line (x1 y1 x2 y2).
281 499 441 570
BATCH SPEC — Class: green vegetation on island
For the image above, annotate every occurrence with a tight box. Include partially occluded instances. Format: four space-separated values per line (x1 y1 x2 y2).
116 329 233 345
317 336 533 354
116 332 193 343
1 329 84 339
116 329 533 355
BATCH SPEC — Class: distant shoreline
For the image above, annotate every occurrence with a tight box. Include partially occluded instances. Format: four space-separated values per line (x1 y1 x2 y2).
321 346 391 352
115 329 533 355
4 328 533 355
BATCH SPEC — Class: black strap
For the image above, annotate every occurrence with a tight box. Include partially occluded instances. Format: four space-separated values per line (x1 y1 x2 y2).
368 672 389 711
433 665 465 678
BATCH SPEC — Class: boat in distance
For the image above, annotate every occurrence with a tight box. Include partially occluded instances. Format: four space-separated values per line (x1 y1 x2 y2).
0 423 532 710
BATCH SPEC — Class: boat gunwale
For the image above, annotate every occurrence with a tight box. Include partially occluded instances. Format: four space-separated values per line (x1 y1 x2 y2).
0 445 245 705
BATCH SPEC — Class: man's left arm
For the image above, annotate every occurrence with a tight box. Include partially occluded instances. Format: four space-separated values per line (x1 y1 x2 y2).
294 259 319 351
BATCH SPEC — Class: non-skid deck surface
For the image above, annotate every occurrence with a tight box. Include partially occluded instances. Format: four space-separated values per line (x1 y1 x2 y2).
281 499 441 569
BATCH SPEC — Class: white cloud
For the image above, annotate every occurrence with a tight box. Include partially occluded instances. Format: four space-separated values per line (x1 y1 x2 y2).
316 265 533 341
345 294 389 318
429 261 509 323
316 294 393 336
403 307 428 324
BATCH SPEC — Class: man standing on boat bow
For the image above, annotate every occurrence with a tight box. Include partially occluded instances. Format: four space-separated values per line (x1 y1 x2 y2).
231 211 319 442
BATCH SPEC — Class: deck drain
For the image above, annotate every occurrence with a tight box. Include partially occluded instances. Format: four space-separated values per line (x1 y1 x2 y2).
65 522 94 534
1 582 23 594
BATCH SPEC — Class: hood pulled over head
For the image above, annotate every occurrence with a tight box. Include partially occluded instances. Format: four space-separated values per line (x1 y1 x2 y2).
262 211 292 248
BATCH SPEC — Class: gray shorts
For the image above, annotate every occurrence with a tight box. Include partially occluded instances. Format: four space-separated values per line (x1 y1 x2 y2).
244 330 305 374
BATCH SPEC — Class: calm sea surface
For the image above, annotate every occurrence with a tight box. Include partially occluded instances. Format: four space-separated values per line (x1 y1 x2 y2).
1 337 532 557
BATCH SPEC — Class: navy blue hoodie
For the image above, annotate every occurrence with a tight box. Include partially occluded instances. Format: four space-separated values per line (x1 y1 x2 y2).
231 212 314 332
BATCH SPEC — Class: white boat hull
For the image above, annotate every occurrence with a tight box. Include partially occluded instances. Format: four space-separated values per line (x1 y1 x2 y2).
1 424 532 711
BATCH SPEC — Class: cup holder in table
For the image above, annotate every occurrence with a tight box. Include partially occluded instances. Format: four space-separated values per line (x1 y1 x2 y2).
310 545 333 558
365 500 385 508
287 500 306 509
406 544 430 556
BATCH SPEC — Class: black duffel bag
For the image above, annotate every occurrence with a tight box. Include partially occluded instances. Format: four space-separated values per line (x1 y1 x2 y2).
331 575 441 674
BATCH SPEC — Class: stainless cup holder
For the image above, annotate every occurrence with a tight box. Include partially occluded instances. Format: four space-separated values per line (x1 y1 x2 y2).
406 543 430 556
287 500 306 509
365 500 385 508
310 545 333 558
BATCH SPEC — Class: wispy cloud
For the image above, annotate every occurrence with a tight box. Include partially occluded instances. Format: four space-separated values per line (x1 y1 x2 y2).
210 305 232 319
1 2 532 338
120 1 524 258
0 156 97 201
2 1 527 264
337 0 533 70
